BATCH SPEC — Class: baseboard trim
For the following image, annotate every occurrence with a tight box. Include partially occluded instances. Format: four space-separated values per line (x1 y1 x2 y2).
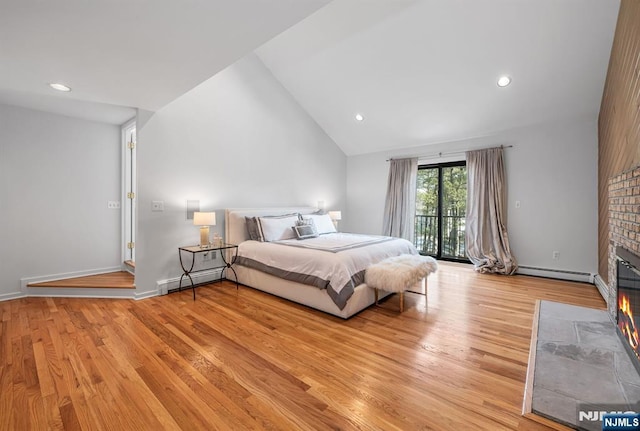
134 289 161 300
20 266 123 292
593 274 608 302
156 268 224 295
517 266 594 283
24 288 135 300
0 291 26 302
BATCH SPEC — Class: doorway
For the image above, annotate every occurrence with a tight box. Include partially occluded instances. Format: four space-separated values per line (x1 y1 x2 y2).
414 161 468 261
122 121 136 269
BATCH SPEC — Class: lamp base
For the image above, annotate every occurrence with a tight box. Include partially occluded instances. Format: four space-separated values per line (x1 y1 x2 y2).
199 226 210 248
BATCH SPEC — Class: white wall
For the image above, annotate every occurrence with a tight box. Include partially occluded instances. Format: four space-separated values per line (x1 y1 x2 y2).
0 104 122 299
345 115 598 275
135 54 346 295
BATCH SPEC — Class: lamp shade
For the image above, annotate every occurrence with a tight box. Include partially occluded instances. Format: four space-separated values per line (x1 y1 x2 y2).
328 211 342 221
193 211 216 226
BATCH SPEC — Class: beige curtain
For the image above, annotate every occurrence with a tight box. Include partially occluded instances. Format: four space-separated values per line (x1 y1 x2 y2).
465 147 517 274
382 158 418 241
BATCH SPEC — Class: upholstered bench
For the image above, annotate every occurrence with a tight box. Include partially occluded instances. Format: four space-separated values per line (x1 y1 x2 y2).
365 254 438 312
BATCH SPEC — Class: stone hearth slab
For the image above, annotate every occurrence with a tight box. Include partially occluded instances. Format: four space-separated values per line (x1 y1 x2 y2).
526 300 640 430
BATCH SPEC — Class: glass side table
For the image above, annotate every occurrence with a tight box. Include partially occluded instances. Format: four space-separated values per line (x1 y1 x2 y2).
177 243 239 300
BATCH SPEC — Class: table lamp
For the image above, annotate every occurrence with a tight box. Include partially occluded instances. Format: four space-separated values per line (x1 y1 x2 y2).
193 211 216 248
328 211 342 229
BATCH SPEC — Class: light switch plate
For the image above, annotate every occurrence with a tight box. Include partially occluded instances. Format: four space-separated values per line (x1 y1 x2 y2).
108 201 120 209
152 201 164 212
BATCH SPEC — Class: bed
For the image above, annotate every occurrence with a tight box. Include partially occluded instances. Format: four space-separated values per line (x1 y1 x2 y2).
225 207 420 319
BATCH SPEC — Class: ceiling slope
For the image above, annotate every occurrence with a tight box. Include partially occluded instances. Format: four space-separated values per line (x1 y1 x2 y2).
257 0 620 156
0 0 330 124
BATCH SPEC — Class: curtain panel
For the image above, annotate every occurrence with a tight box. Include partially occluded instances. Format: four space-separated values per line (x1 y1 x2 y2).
382 158 418 242
465 147 517 275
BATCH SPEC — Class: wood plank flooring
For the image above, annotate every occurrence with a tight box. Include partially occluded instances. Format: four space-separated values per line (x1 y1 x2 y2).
27 271 135 289
1 262 605 430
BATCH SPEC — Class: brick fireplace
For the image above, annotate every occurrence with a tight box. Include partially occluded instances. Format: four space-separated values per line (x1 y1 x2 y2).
607 166 640 374
607 166 640 318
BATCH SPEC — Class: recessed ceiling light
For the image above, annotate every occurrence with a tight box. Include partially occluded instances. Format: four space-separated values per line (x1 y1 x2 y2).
497 76 511 87
49 83 71 92
355 113 364 121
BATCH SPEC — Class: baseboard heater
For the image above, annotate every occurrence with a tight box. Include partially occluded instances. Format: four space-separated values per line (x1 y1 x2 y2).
157 268 224 295
516 265 594 284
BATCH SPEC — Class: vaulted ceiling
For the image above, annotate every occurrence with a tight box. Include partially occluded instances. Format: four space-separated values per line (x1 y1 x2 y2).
257 0 620 155
0 0 620 156
0 0 330 124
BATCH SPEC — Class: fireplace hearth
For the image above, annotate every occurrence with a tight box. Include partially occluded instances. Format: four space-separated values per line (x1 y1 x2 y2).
617 246 640 376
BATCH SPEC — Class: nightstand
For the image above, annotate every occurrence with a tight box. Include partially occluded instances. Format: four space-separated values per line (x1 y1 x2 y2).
177 243 238 300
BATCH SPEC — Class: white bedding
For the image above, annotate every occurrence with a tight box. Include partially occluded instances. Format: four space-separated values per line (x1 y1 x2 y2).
235 232 417 310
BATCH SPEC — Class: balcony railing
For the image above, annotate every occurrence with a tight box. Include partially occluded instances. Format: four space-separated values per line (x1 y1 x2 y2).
414 214 467 259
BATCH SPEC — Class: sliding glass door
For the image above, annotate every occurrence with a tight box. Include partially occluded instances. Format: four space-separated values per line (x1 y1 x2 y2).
415 161 468 261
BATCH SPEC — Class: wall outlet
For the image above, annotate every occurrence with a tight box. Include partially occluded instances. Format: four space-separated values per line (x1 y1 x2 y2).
151 201 164 212
204 251 216 260
552 251 560 260
107 201 120 209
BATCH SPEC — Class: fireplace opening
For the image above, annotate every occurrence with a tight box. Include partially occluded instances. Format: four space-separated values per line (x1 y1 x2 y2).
617 247 640 375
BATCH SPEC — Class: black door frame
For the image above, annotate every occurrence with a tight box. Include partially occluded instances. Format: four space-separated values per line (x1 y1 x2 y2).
417 160 469 263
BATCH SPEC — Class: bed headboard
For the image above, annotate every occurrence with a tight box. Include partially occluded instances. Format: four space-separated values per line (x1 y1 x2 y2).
225 207 319 246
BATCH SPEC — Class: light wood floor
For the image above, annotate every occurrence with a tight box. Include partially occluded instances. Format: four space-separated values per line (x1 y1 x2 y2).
27 271 134 289
1 262 605 430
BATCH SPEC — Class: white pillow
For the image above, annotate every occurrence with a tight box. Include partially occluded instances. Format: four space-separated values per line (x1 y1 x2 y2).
257 215 299 242
302 213 337 235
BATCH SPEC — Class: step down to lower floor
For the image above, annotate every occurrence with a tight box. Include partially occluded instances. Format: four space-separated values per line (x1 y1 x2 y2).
124 260 135 274
28 271 135 289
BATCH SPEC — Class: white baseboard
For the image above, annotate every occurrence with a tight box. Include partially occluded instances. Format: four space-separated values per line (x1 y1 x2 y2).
0 291 26 301
20 266 123 291
517 266 594 283
24 287 135 300
593 274 608 302
156 268 224 295
134 289 161 300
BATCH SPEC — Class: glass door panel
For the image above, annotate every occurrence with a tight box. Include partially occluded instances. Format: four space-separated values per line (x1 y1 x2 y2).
415 167 439 256
441 165 467 259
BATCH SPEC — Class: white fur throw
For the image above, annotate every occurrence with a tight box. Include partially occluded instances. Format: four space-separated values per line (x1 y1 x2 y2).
365 254 438 292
